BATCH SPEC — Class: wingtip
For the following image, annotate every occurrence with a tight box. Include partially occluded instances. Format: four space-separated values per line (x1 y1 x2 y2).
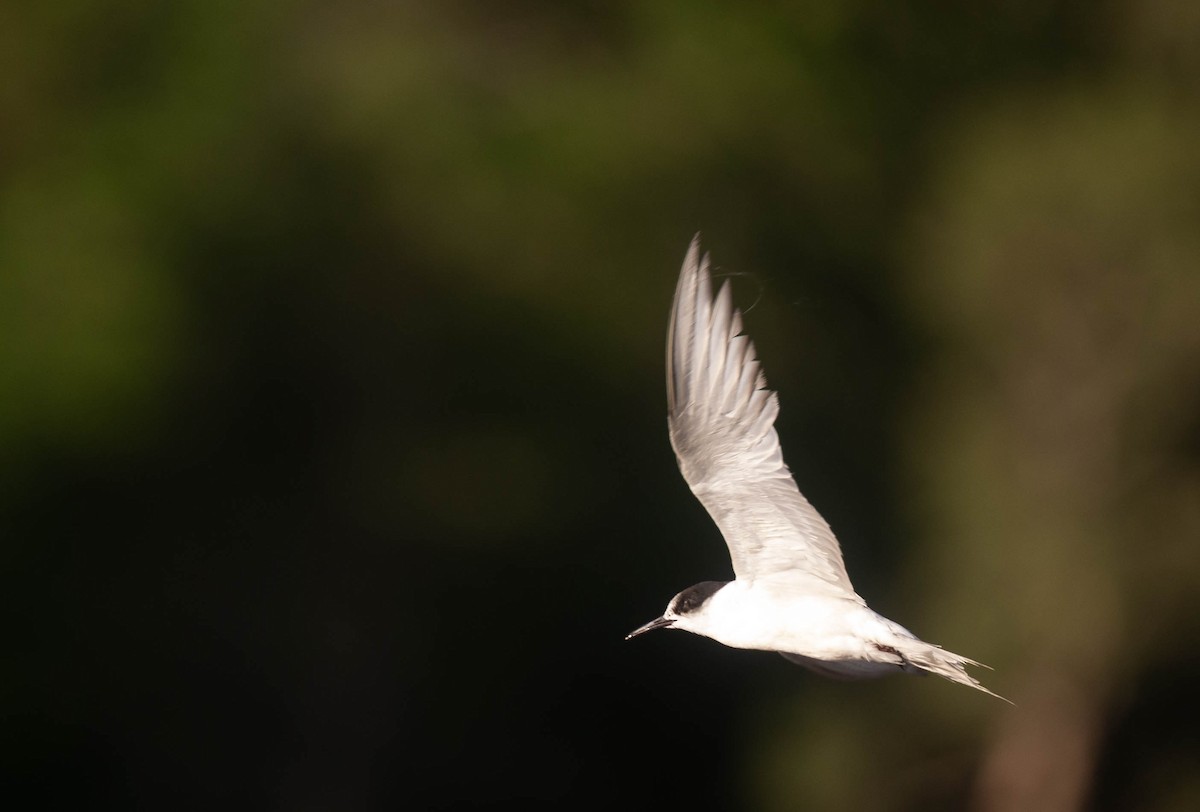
682 235 711 287
684 233 703 271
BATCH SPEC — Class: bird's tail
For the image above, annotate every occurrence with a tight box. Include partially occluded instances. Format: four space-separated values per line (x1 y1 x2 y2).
892 637 1010 703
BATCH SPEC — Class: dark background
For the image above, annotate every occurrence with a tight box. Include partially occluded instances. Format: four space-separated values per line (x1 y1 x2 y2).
3 2 1199 809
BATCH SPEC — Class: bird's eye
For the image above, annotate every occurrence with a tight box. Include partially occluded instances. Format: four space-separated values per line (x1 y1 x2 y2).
673 581 725 615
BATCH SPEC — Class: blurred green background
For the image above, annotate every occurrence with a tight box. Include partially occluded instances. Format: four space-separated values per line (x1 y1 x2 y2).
3 1 1199 809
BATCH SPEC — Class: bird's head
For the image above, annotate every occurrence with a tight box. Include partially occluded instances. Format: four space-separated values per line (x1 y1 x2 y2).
625 580 728 640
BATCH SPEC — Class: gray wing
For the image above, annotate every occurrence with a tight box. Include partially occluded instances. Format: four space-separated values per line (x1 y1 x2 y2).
666 236 858 597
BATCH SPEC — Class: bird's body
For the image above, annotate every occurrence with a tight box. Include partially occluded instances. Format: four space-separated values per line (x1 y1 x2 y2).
628 236 1002 700
679 583 900 667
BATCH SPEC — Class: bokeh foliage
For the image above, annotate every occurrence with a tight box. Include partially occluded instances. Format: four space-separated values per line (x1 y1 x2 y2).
3 1 1198 809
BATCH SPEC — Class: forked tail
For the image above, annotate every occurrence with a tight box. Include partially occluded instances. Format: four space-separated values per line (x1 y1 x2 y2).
892 637 1010 703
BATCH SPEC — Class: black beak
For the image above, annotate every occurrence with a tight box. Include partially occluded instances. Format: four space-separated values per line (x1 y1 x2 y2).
625 616 673 640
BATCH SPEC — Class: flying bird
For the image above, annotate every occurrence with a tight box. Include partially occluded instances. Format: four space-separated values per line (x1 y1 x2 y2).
627 236 1003 700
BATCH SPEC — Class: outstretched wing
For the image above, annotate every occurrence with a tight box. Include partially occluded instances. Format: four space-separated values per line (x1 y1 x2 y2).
666 236 858 597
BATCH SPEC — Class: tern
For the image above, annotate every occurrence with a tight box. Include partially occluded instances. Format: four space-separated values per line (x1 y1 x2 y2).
627 236 1003 700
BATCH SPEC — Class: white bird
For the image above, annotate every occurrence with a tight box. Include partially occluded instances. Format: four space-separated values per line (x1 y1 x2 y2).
627 236 1004 700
